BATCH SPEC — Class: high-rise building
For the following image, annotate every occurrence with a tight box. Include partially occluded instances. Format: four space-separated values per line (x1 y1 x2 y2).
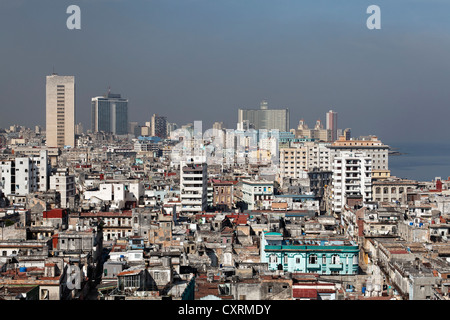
46 74 75 148
150 114 167 139
180 159 208 214
50 168 75 209
91 92 128 135
331 151 372 214
238 100 289 132
326 110 338 142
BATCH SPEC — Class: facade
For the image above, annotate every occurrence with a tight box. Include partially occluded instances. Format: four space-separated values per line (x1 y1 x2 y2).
0 151 49 197
261 232 359 275
46 74 75 148
372 179 418 203
212 180 234 210
91 92 128 135
238 100 289 132
279 142 331 180
329 136 389 172
180 160 208 214
293 119 332 142
49 168 75 209
332 151 372 214
241 179 274 210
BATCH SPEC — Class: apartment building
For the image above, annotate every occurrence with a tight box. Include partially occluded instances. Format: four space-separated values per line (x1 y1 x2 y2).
279 142 331 180
49 168 75 209
0 151 49 197
180 160 208 214
241 179 274 210
328 136 389 174
331 151 372 214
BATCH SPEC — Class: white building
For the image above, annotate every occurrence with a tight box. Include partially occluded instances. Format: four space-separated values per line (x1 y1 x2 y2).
50 168 75 208
0 151 49 197
180 159 208 214
84 181 143 210
329 136 389 172
331 151 372 214
241 179 274 210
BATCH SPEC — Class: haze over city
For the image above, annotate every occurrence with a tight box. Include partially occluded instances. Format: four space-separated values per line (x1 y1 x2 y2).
2 0 450 144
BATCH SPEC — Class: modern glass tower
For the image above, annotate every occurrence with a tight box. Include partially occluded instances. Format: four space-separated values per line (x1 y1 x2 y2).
91 91 128 135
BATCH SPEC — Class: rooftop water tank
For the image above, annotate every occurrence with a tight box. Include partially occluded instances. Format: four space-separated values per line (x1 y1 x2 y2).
19 267 27 272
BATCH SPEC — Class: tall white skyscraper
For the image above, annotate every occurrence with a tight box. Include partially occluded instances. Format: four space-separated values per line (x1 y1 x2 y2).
326 110 338 142
46 74 75 148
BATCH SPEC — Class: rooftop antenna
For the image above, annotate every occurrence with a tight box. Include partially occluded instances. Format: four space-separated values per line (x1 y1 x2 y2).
52 66 57 75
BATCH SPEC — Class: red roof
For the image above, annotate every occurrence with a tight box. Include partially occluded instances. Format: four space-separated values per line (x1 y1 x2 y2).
43 209 68 219
293 288 317 299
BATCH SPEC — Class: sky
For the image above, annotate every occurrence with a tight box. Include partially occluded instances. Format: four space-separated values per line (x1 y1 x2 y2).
1 0 450 144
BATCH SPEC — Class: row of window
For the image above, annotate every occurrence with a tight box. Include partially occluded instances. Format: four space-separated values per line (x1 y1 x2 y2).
269 253 356 265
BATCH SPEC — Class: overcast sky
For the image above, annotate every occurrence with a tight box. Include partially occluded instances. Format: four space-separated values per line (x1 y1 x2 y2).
1 0 450 144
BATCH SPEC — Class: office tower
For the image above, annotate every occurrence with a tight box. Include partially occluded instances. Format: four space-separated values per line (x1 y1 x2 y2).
326 110 338 142
46 74 75 148
180 159 208 214
150 114 167 139
91 91 128 135
331 151 372 214
238 100 289 132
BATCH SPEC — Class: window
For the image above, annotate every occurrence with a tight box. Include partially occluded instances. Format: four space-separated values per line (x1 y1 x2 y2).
331 255 340 264
269 255 277 263
309 254 318 264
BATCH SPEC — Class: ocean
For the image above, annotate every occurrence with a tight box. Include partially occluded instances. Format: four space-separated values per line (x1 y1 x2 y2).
386 141 450 182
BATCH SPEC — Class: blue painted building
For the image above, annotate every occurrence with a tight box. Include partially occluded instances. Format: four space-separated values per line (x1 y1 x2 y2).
261 232 359 275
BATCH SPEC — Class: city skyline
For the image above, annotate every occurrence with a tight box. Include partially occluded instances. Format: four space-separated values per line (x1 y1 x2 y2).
2 1 450 143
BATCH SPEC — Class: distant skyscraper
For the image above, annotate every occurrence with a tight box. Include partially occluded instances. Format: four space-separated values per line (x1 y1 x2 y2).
151 114 167 138
326 110 338 142
238 100 289 132
91 91 128 135
46 74 75 148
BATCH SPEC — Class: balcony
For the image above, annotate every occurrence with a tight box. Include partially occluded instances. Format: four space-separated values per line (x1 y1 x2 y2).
329 262 343 269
